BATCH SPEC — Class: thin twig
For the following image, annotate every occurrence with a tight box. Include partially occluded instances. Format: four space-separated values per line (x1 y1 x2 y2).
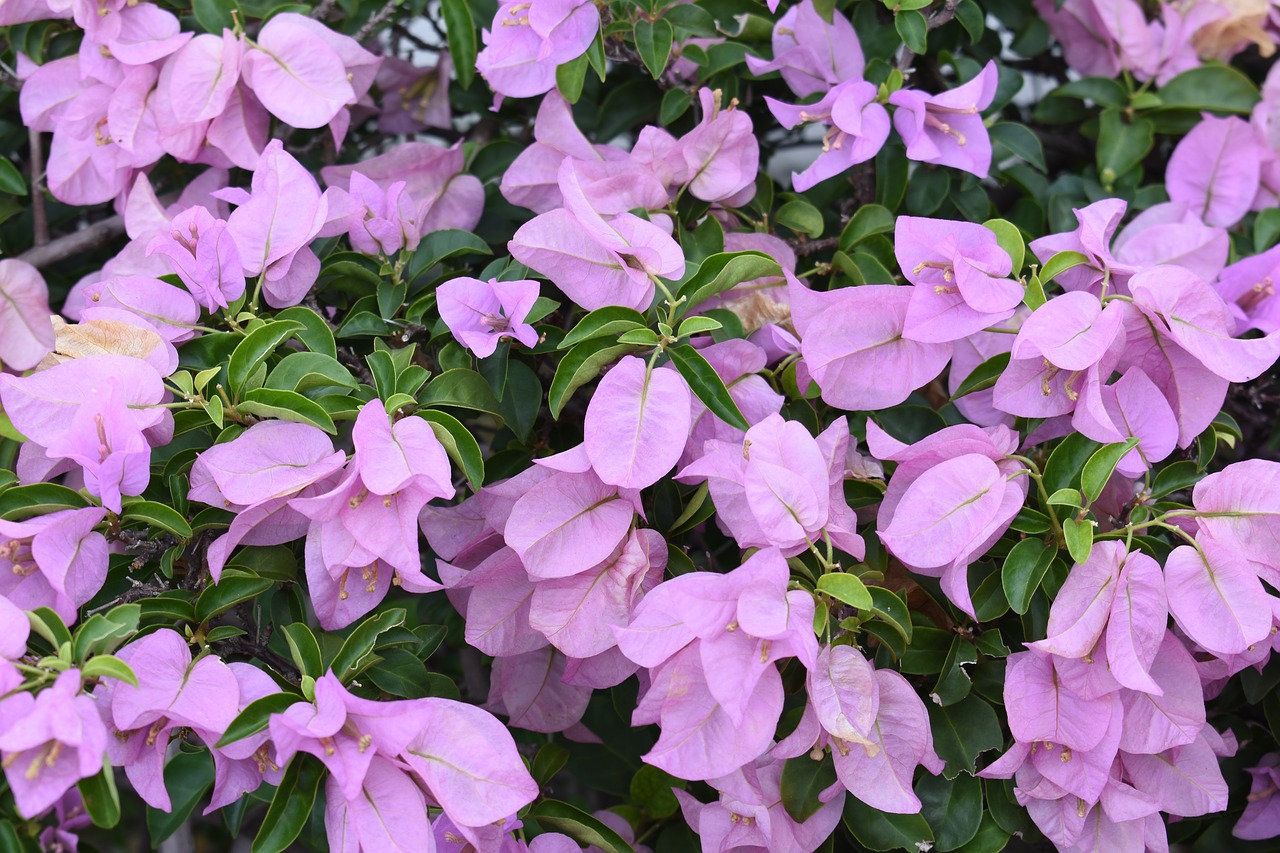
310 0 339 20
896 0 963 72
354 0 405 42
29 129 48 246
18 213 126 268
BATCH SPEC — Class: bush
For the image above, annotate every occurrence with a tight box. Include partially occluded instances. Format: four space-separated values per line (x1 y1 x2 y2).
3 0 1280 851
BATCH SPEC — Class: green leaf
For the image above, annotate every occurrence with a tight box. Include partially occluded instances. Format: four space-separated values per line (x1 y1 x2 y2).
560 307 648 349
238 388 338 434
330 608 408 683
419 410 485 490
1023 273 1047 310
228 320 303 399
1255 207 1280 250
274 306 337 358
1151 460 1202 498
266 351 357 395
282 623 323 678
781 752 839 822
0 159 28 195
556 52 588 102
1003 535 1054 614
421 368 503 419
72 605 140 661
630 765 683 818
78 759 121 828
868 586 913 643
529 799 634 853
1096 108 1154 188
532 742 571 786
816 572 874 610
676 316 723 338
1081 438 1141 504
665 3 717 35
28 606 72 651
954 0 984 41
666 343 750 431
951 352 1011 400
633 18 674 78
81 654 138 687
252 755 324 853
1054 76 1127 107
843 796 933 851
776 199 824 238
196 576 274 623
1157 64 1259 114
123 501 194 539
367 647 433 698
549 339 637 418
1063 517 1095 564
147 750 215 846
1047 488 1082 507
193 0 236 32
441 0 477 88
659 87 693 125
953 813 1011 853
933 634 978 705
0 483 89 520
406 230 491 283
674 252 783 317
1043 433 1102 494
982 218 1025 273
895 8 927 53
918 772 983 850
989 123 1046 172
928 694 1004 778
840 204 896 250
218 693 302 748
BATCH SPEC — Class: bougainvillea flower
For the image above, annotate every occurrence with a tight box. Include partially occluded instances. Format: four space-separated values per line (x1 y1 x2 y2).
1165 538 1272 657
767 80 890 191
325 755 431 853
205 663 284 813
674 755 844 852
1192 459 1280 586
895 216 1018 341
584 356 692 490
1235 754 1280 840
437 276 540 358
677 88 760 202
376 53 452 135
0 507 107 626
77 275 200 343
147 205 246 312
319 172 421 258
745 0 865 97
241 13 356 128
1167 114 1266 228
0 670 106 819
890 61 998 177
475 0 599 101
1215 243 1280 334
485 646 593 734
788 276 952 411
0 259 56 371
322 142 484 235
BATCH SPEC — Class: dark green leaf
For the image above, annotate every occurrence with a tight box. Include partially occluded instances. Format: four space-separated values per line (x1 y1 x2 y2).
843 796 933 851
421 368 504 419
1043 433 1103 494
1002 538 1056 614
529 799 634 853
895 9 927 53
840 204 896 250
633 18 674 78
72 605 139 661
28 606 72 651
228 321 303 399
0 483 89 520
666 344 749 431
252 755 324 853
953 813 1011 853
1151 460 1202 498
557 53 588 102
196 576 274 623
1096 109 1153 188
441 0 477 88
776 199 824 238
147 750 215 846
918 772 983 850
0 159 28 195
781 752 839 822
282 623 322 679
989 123 1046 172
1081 438 1140 504
549 339 637 418
533 742 571 785
1157 64 1259 114
218 694 302 748
123 500 194 539
1054 77 1127 107
406 230 491 283
238 388 338 434
78 760 121 828
560 307 648 350
674 252 783 317
933 635 978 706
951 353 1011 400
419 410 485 490
928 694 1004 779
329 608 408 683
630 765 683 819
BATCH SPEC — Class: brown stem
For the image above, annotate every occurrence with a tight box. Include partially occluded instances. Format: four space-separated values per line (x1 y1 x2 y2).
18 213 126 269
896 0 963 73
29 129 48 247
354 0 404 42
